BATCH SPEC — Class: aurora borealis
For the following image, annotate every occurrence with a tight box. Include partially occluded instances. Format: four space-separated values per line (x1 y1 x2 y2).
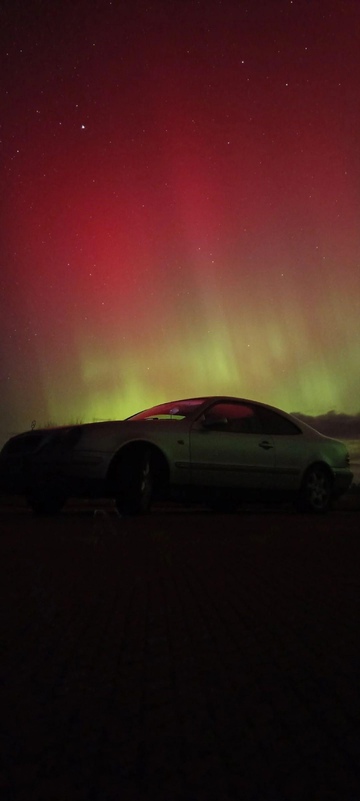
1 0 360 447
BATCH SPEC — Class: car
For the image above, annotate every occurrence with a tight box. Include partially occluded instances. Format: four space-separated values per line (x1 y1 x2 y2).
0 396 353 515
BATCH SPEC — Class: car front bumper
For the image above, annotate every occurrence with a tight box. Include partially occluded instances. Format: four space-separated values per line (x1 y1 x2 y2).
331 467 353 498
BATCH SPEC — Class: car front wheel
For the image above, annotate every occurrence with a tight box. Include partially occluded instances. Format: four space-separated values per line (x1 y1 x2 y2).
115 449 155 515
297 464 332 513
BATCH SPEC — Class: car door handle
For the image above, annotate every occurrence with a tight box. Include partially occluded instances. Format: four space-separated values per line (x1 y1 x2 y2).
259 440 273 450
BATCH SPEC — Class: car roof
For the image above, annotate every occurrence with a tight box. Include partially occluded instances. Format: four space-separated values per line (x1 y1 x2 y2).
150 396 285 410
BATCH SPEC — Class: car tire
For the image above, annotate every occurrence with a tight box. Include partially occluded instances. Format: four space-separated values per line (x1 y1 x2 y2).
115 449 155 515
297 464 332 513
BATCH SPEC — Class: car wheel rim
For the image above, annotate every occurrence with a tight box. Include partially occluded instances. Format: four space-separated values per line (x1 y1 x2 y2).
140 458 153 504
307 470 330 510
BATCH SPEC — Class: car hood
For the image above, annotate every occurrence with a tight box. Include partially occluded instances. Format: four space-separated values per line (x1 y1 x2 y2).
74 417 189 451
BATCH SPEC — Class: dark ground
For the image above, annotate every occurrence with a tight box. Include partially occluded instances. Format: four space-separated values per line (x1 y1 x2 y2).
1 502 360 800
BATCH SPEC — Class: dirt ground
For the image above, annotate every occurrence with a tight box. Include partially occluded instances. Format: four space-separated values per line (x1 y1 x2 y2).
1 503 360 800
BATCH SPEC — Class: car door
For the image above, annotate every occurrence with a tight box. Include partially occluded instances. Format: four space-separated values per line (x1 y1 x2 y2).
189 401 275 489
256 406 305 491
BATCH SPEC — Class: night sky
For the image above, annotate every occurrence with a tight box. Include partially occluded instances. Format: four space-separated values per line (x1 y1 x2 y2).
1 0 360 450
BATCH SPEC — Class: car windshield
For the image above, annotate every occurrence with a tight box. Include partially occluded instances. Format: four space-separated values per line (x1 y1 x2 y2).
127 399 206 421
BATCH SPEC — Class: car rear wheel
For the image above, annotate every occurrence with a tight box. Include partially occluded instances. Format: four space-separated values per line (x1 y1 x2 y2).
297 464 332 513
115 449 155 515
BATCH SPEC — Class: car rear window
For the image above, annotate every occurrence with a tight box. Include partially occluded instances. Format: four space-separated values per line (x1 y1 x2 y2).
258 407 301 435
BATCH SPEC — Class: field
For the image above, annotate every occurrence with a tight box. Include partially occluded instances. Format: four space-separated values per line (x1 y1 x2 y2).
1 502 360 800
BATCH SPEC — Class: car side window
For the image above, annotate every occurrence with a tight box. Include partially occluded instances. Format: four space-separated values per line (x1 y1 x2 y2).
204 403 262 434
257 407 301 435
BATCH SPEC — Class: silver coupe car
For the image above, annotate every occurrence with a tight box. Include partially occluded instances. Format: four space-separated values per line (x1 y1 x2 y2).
0 396 353 514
